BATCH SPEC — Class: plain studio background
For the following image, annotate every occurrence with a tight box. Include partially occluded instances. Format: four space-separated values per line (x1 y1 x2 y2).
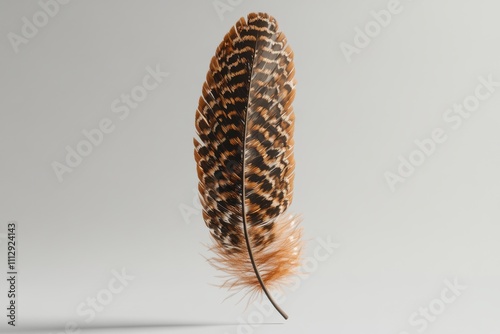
1 0 499 333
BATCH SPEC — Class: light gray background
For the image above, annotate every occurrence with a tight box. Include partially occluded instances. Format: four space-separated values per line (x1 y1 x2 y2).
1 0 499 333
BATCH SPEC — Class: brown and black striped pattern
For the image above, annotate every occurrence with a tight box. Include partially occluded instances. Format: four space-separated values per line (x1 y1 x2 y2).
194 13 302 296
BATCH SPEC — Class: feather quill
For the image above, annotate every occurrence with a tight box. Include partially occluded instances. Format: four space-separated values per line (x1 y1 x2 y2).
194 12 302 319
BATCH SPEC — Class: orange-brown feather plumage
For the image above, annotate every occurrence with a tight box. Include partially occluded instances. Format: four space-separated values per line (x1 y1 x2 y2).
194 12 303 305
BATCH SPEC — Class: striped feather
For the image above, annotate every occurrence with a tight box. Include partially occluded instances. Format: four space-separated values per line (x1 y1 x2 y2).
194 12 302 319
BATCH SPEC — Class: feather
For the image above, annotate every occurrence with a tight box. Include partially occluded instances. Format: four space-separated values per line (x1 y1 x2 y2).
193 12 303 319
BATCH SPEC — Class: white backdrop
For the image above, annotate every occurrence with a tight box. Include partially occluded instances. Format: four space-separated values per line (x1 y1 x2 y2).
1 0 499 333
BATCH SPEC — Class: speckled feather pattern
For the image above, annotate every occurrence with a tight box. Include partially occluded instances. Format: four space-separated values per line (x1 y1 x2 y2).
194 13 303 296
